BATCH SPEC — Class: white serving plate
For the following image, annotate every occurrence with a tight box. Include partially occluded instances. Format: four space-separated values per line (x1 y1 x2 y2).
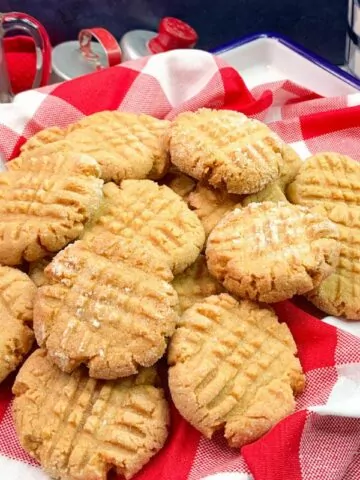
214 33 360 95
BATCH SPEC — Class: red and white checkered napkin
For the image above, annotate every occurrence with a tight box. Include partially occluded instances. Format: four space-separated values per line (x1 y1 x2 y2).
0 49 360 480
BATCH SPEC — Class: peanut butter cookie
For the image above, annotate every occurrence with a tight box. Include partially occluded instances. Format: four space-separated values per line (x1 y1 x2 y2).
34 236 178 378
0 151 103 265
22 111 170 182
169 108 284 194
168 294 305 447
82 180 205 275
0 266 36 383
287 152 360 320
13 349 169 480
206 202 340 303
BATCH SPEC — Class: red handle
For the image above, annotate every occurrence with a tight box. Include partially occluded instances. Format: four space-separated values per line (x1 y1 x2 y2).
78 27 121 69
148 17 198 54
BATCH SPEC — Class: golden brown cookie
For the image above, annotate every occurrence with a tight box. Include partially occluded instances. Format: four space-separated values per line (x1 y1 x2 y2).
168 294 305 447
24 111 170 183
34 236 179 378
188 183 242 238
13 349 169 480
242 144 302 206
0 152 103 266
28 257 53 287
70 111 171 181
287 152 360 320
82 180 205 275
20 126 66 153
206 202 340 303
169 108 285 194
0 266 36 383
172 255 224 314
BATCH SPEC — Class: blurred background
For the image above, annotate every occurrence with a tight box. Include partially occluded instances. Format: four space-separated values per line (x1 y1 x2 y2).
3 0 347 64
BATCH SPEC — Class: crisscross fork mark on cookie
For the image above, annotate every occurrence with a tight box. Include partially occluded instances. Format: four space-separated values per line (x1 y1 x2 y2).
287 153 360 207
82 180 205 274
13 350 169 480
206 202 340 303
10 148 102 177
34 239 178 378
306 241 360 319
20 126 66 153
0 171 101 264
287 153 360 319
168 294 305 447
170 108 284 194
20 112 170 183
64 111 170 181
0 152 103 265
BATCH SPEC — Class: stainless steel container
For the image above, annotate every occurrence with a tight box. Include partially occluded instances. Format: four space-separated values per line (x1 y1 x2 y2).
51 27 121 83
51 41 107 83
346 0 360 77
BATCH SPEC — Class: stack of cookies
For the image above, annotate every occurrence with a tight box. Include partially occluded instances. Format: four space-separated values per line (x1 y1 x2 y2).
0 107 357 480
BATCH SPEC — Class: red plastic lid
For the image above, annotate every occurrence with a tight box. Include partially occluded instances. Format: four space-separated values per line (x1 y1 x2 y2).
148 17 198 54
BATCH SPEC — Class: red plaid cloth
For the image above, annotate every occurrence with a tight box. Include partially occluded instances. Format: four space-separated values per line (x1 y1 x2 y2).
0 50 360 480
